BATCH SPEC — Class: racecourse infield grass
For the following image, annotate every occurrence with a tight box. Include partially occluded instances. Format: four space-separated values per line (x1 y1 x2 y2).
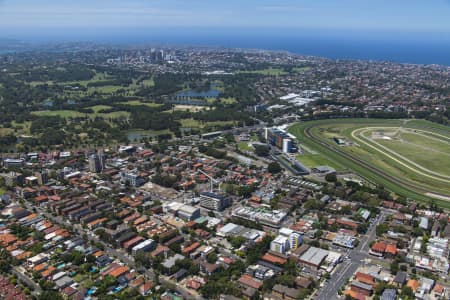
289 119 450 208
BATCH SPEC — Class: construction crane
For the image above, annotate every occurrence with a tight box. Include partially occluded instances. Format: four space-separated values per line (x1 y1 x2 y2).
197 168 219 192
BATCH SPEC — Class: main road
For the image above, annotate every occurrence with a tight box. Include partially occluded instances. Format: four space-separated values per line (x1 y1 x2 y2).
316 210 387 300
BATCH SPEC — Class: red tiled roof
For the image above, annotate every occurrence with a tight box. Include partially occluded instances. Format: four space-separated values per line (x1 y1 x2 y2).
337 218 358 229
0 233 17 246
371 242 386 253
407 279 419 291
238 274 263 290
150 245 170 257
35 195 48 203
344 289 366 300
108 266 129 278
186 279 202 290
356 272 375 285
32 263 47 272
49 195 61 201
385 244 398 255
93 250 104 258
123 236 144 249
139 281 153 294
182 242 200 254
186 221 196 228
262 253 287 265
434 283 444 294
41 266 56 278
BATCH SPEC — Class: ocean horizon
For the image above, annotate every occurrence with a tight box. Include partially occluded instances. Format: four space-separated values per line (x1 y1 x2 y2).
2 29 450 66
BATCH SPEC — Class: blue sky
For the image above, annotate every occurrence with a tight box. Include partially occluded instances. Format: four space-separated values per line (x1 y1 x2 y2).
1 0 450 39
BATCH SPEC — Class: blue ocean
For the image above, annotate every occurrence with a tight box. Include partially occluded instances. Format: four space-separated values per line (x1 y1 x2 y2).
93 28 450 66
155 34 450 66
4 28 450 66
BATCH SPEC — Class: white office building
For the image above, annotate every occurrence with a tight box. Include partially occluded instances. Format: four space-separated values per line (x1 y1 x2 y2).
270 235 289 254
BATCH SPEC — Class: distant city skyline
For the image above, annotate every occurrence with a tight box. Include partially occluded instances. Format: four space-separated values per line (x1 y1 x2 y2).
1 0 450 40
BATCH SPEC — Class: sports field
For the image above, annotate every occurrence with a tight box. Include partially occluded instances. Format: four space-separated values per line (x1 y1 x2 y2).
289 119 450 207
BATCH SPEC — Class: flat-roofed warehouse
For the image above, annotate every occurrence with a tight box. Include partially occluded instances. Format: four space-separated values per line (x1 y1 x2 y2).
298 246 329 269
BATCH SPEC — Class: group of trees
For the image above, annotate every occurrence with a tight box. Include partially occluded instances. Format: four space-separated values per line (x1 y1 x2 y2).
30 116 66 134
200 260 246 299
194 107 250 123
220 74 259 107
0 135 17 146
0 247 15 273
254 144 270 157
61 250 95 266
268 162 282 174
135 73 187 98
151 172 180 189
198 145 227 159
23 65 95 82
9 223 33 240
131 109 180 132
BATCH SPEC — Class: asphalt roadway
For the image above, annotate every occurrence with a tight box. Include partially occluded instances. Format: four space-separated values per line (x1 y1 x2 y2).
315 210 387 300
12 266 42 295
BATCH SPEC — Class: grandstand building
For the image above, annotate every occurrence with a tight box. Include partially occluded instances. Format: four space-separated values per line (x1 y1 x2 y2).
264 127 298 153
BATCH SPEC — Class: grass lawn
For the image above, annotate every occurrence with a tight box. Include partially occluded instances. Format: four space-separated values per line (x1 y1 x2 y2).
205 120 236 127
89 105 113 113
206 98 218 104
251 134 260 142
141 78 155 87
368 130 450 176
62 72 110 86
81 278 95 289
180 118 201 128
87 85 124 94
292 66 311 73
238 142 254 151
73 274 87 283
10 121 31 135
220 97 237 104
0 127 14 136
239 68 287 76
120 100 162 108
296 154 344 170
60 72 142 95
32 110 86 118
0 188 6 196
